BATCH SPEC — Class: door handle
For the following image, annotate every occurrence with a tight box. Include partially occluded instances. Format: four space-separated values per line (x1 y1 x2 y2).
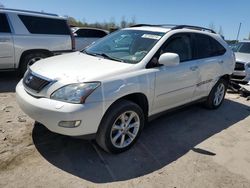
190 65 198 71
218 60 224 64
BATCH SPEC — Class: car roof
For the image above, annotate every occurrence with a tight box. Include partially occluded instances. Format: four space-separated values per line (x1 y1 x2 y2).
239 40 250 43
126 26 171 33
0 8 65 20
125 24 217 34
72 27 109 33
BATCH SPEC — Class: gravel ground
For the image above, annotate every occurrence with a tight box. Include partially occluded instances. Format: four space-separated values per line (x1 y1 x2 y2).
0 73 250 188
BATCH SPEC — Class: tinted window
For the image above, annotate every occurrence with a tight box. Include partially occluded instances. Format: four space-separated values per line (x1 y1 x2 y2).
236 42 250 54
194 34 226 59
162 34 192 62
210 37 226 56
19 15 70 35
76 29 107 38
0 13 11 33
194 34 212 59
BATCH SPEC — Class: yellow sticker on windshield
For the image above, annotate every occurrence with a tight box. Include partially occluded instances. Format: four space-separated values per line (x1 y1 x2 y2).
142 34 161 40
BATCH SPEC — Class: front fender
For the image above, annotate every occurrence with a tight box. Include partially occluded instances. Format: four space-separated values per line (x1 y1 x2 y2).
86 69 157 114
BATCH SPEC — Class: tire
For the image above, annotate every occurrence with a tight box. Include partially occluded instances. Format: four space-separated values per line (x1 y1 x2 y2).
96 99 145 153
204 79 228 109
19 52 48 76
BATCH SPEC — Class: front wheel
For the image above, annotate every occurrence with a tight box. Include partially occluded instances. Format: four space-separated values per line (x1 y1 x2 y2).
96 100 144 153
19 53 48 76
204 79 228 109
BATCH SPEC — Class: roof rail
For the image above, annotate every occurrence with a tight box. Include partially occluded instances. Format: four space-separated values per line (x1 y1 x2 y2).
130 24 161 27
172 25 216 34
130 24 177 28
130 24 216 34
0 8 58 17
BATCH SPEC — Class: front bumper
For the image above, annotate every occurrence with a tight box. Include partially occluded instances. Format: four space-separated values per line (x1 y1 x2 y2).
16 81 105 137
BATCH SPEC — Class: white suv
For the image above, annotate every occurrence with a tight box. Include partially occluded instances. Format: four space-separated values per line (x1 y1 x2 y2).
16 24 235 153
0 8 74 75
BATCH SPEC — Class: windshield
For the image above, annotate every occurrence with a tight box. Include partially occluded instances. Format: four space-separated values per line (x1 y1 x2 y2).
83 29 165 64
232 42 250 54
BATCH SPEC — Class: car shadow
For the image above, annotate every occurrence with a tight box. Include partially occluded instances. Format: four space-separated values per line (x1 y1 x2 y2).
0 71 21 93
32 99 250 183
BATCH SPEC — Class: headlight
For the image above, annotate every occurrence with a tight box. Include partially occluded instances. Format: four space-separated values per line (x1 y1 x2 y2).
51 82 100 104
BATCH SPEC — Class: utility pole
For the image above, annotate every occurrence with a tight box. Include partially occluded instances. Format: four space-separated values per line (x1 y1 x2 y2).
236 23 242 41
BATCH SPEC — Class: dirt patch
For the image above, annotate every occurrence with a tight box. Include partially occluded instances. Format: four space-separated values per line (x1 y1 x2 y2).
0 76 250 187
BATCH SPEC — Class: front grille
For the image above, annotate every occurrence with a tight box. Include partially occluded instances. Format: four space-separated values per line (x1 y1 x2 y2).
23 71 51 92
234 62 245 71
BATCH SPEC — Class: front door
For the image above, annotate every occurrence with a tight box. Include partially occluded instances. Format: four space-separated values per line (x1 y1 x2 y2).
152 33 199 114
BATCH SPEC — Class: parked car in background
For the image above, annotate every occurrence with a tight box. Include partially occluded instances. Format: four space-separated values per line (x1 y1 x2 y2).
230 41 250 84
0 8 75 75
72 27 108 50
16 24 235 153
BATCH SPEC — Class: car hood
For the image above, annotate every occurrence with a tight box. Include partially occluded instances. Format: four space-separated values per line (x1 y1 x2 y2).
235 52 250 64
30 52 133 82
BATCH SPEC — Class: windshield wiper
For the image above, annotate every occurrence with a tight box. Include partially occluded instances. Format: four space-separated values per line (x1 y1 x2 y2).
81 50 124 62
95 53 124 62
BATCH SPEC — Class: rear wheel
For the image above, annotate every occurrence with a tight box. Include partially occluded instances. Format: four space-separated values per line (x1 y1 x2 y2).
204 79 228 109
19 52 48 76
96 100 144 153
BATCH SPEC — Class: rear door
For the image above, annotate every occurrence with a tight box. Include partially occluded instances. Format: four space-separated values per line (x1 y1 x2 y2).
0 13 14 69
192 33 226 99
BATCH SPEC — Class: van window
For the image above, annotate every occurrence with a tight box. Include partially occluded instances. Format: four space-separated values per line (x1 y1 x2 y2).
0 13 11 33
75 29 107 38
19 15 70 35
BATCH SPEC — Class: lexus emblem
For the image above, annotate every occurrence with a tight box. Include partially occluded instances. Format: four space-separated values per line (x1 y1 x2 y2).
25 75 33 84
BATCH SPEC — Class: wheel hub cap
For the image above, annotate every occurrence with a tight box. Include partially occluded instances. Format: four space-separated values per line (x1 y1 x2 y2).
110 111 140 148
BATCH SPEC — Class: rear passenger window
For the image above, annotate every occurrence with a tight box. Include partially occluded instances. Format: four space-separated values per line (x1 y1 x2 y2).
162 34 192 62
194 34 226 59
0 13 11 33
75 29 107 38
194 34 212 59
18 15 70 35
210 37 226 56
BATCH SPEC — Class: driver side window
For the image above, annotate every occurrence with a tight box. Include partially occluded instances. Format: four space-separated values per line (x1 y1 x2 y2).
162 34 192 62
147 33 193 68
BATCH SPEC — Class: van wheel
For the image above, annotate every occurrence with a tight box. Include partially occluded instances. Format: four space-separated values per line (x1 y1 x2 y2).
204 79 228 109
19 53 48 76
96 100 144 153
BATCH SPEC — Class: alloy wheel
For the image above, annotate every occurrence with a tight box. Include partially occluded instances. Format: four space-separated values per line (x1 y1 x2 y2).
110 111 140 148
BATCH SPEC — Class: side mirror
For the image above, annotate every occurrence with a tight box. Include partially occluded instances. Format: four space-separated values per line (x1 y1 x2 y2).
159 53 180 66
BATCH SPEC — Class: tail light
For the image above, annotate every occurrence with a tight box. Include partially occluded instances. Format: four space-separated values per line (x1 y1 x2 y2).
70 31 75 51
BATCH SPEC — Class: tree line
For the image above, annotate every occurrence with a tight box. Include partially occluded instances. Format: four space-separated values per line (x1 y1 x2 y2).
66 16 136 31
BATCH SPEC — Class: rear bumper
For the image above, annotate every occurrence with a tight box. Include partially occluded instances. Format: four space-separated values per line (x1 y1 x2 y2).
16 81 105 136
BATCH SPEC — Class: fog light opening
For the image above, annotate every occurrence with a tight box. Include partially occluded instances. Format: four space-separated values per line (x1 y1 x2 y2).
58 120 81 128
